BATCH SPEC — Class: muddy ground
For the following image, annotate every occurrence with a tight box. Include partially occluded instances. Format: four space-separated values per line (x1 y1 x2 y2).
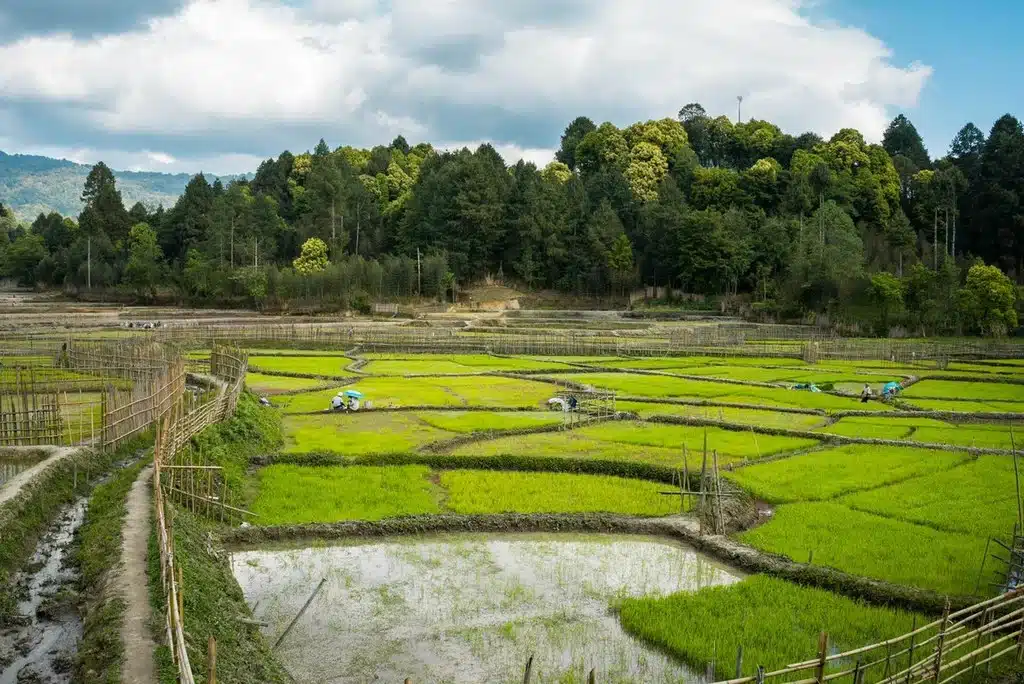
0 498 85 684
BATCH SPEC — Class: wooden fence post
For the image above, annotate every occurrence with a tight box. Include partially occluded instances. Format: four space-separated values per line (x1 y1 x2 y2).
1016 602 1024 662
933 601 950 683
207 636 217 684
735 644 744 679
905 615 917 684
815 632 828 684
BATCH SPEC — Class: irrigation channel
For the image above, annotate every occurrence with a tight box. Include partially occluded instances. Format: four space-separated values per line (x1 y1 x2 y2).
230 532 744 683
0 445 144 684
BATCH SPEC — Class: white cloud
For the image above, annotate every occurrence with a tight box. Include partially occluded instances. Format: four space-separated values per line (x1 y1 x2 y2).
437 141 556 168
0 0 932 171
144 150 176 166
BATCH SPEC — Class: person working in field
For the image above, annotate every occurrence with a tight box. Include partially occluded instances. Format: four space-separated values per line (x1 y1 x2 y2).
860 384 873 403
882 381 903 402
331 392 345 411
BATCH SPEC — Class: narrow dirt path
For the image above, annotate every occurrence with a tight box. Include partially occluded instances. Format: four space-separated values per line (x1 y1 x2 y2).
118 465 157 684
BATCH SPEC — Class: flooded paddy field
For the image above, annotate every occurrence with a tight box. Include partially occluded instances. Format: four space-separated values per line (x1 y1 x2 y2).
231 532 743 683
0 451 48 489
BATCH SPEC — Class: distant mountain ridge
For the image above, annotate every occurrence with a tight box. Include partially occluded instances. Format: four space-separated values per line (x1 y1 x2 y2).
0 150 251 221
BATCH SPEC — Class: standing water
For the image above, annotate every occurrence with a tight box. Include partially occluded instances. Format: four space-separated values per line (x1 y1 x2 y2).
0 452 47 488
231 532 744 683
0 497 86 684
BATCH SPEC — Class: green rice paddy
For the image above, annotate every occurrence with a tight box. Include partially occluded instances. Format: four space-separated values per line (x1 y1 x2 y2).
618 575 921 681
245 348 1021 608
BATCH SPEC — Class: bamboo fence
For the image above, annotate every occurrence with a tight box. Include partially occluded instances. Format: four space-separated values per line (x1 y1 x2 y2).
100 357 185 451
153 413 196 684
712 587 1024 684
151 346 249 684
149 322 1024 363
0 390 62 446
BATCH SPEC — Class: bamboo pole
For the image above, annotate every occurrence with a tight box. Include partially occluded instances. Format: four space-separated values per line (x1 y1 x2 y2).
208 637 217 684
814 632 828 684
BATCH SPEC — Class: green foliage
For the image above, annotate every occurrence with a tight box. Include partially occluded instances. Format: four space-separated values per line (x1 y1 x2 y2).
818 416 948 440
960 263 1018 335
361 353 574 374
124 222 163 297
186 392 282 499
272 376 556 412
868 272 905 332
738 503 987 595
2 110 1021 323
292 236 329 275
247 354 354 377
618 576 920 680
453 422 816 469
901 379 1024 402
245 372 330 393
416 411 563 433
3 232 46 285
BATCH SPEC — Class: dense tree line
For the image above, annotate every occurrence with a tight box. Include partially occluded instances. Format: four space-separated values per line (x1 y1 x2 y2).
0 108 1020 334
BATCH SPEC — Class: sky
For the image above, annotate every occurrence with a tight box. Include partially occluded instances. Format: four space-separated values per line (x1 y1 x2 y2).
0 0 1017 175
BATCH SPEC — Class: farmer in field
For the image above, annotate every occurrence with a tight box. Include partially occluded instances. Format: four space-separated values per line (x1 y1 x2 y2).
860 384 873 403
331 392 345 411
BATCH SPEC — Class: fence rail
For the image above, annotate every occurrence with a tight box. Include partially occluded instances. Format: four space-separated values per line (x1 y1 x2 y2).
712 588 1024 684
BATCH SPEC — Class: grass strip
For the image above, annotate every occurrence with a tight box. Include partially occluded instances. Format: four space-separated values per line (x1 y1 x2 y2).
149 509 289 684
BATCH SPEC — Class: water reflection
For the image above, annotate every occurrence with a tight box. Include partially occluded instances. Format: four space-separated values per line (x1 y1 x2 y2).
231 532 744 684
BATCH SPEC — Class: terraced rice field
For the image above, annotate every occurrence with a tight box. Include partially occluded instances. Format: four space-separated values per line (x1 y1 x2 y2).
235 346 1023 680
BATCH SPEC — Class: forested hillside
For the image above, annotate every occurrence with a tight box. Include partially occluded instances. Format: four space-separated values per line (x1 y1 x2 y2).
0 107 1020 335
0 151 244 220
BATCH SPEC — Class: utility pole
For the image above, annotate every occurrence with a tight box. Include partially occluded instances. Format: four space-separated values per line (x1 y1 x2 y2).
944 207 950 257
229 217 234 268
737 96 743 124
87 237 91 290
254 237 259 269
330 201 336 243
933 209 938 270
416 247 421 297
